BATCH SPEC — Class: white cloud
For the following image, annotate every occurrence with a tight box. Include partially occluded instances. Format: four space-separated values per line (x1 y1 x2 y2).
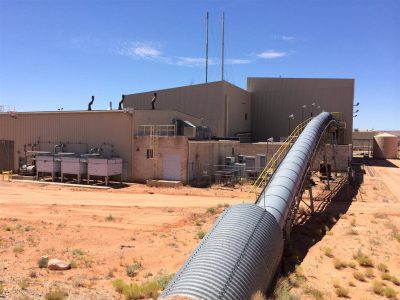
175 57 218 67
225 58 253 65
281 35 296 41
116 42 165 61
132 46 161 58
257 50 288 59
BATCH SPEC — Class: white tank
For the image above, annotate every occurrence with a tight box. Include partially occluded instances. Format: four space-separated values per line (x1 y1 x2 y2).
373 133 398 159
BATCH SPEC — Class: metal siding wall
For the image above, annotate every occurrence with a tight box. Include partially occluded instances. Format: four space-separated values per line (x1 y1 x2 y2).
223 81 252 137
247 78 354 144
124 81 225 136
134 110 202 129
0 112 133 179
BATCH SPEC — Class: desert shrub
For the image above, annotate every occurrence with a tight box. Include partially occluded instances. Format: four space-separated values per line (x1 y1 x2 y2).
303 285 323 300
365 268 374 278
394 231 400 242
141 280 159 298
154 272 174 289
123 283 142 300
194 218 202 226
112 278 125 294
353 271 365 282
0 283 3 295
381 272 392 281
2 224 11 231
72 248 85 256
372 280 384 295
196 230 205 239
348 281 356 287
348 261 356 269
377 263 388 273
354 249 374 267
334 258 347 270
390 275 400 286
206 207 216 214
70 260 77 268
29 270 37 278
26 236 35 243
13 245 24 254
38 256 49 268
18 279 29 290
126 261 143 277
383 287 397 299
335 286 349 298
350 218 356 226
44 288 68 300
24 225 34 231
72 275 87 288
322 246 334 258
105 214 115 221
273 278 297 300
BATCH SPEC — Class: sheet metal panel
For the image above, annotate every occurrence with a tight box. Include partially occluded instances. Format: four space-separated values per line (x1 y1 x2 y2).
0 111 133 179
247 78 353 144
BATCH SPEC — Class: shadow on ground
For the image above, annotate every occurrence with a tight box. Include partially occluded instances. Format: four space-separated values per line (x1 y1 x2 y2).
281 162 364 275
364 158 398 168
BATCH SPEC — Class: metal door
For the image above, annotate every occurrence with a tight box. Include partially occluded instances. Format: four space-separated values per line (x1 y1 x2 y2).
0 140 14 172
163 154 181 181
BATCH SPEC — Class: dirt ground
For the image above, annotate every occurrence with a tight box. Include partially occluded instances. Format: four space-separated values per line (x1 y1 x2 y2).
0 180 251 299
0 159 399 299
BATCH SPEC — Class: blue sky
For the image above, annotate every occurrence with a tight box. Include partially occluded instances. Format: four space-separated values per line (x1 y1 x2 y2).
0 0 399 130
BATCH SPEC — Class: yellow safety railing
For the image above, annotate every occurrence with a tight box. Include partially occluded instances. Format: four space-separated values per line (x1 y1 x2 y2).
248 118 312 201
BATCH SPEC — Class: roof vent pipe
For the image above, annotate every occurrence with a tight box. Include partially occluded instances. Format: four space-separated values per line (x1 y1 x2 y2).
151 93 157 110
108 102 112 110
118 95 125 110
88 96 94 111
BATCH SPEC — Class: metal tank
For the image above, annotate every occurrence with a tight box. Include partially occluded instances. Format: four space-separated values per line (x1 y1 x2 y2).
373 133 398 159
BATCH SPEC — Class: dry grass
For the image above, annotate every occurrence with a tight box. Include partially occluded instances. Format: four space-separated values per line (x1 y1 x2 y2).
372 280 384 295
383 287 397 299
322 246 334 258
335 286 349 298
333 258 347 270
348 261 356 269
303 285 323 300
365 268 374 278
381 272 392 281
196 230 206 239
353 271 366 282
44 288 68 300
354 249 374 267
112 273 174 300
377 263 388 273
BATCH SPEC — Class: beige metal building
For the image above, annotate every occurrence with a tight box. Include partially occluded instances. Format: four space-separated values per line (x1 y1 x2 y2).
124 81 252 138
125 78 354 144
0 110 202 181
247 77 354 144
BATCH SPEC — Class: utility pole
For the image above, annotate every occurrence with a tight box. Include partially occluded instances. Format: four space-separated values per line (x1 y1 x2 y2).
221 12 225 81
205 12 209 83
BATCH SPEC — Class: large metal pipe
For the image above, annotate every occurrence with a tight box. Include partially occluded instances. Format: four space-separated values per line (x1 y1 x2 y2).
160 112 333 300
257 111 333 228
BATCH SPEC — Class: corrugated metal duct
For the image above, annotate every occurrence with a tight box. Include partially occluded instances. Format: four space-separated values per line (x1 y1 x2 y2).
257 112 333 228
160 204 283 300
160 112 334 299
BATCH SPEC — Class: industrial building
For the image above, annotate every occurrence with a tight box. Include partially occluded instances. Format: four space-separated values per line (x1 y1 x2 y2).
0 77 355 185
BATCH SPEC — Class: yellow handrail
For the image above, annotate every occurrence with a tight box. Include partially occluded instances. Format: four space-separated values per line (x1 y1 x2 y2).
248 118 312 201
